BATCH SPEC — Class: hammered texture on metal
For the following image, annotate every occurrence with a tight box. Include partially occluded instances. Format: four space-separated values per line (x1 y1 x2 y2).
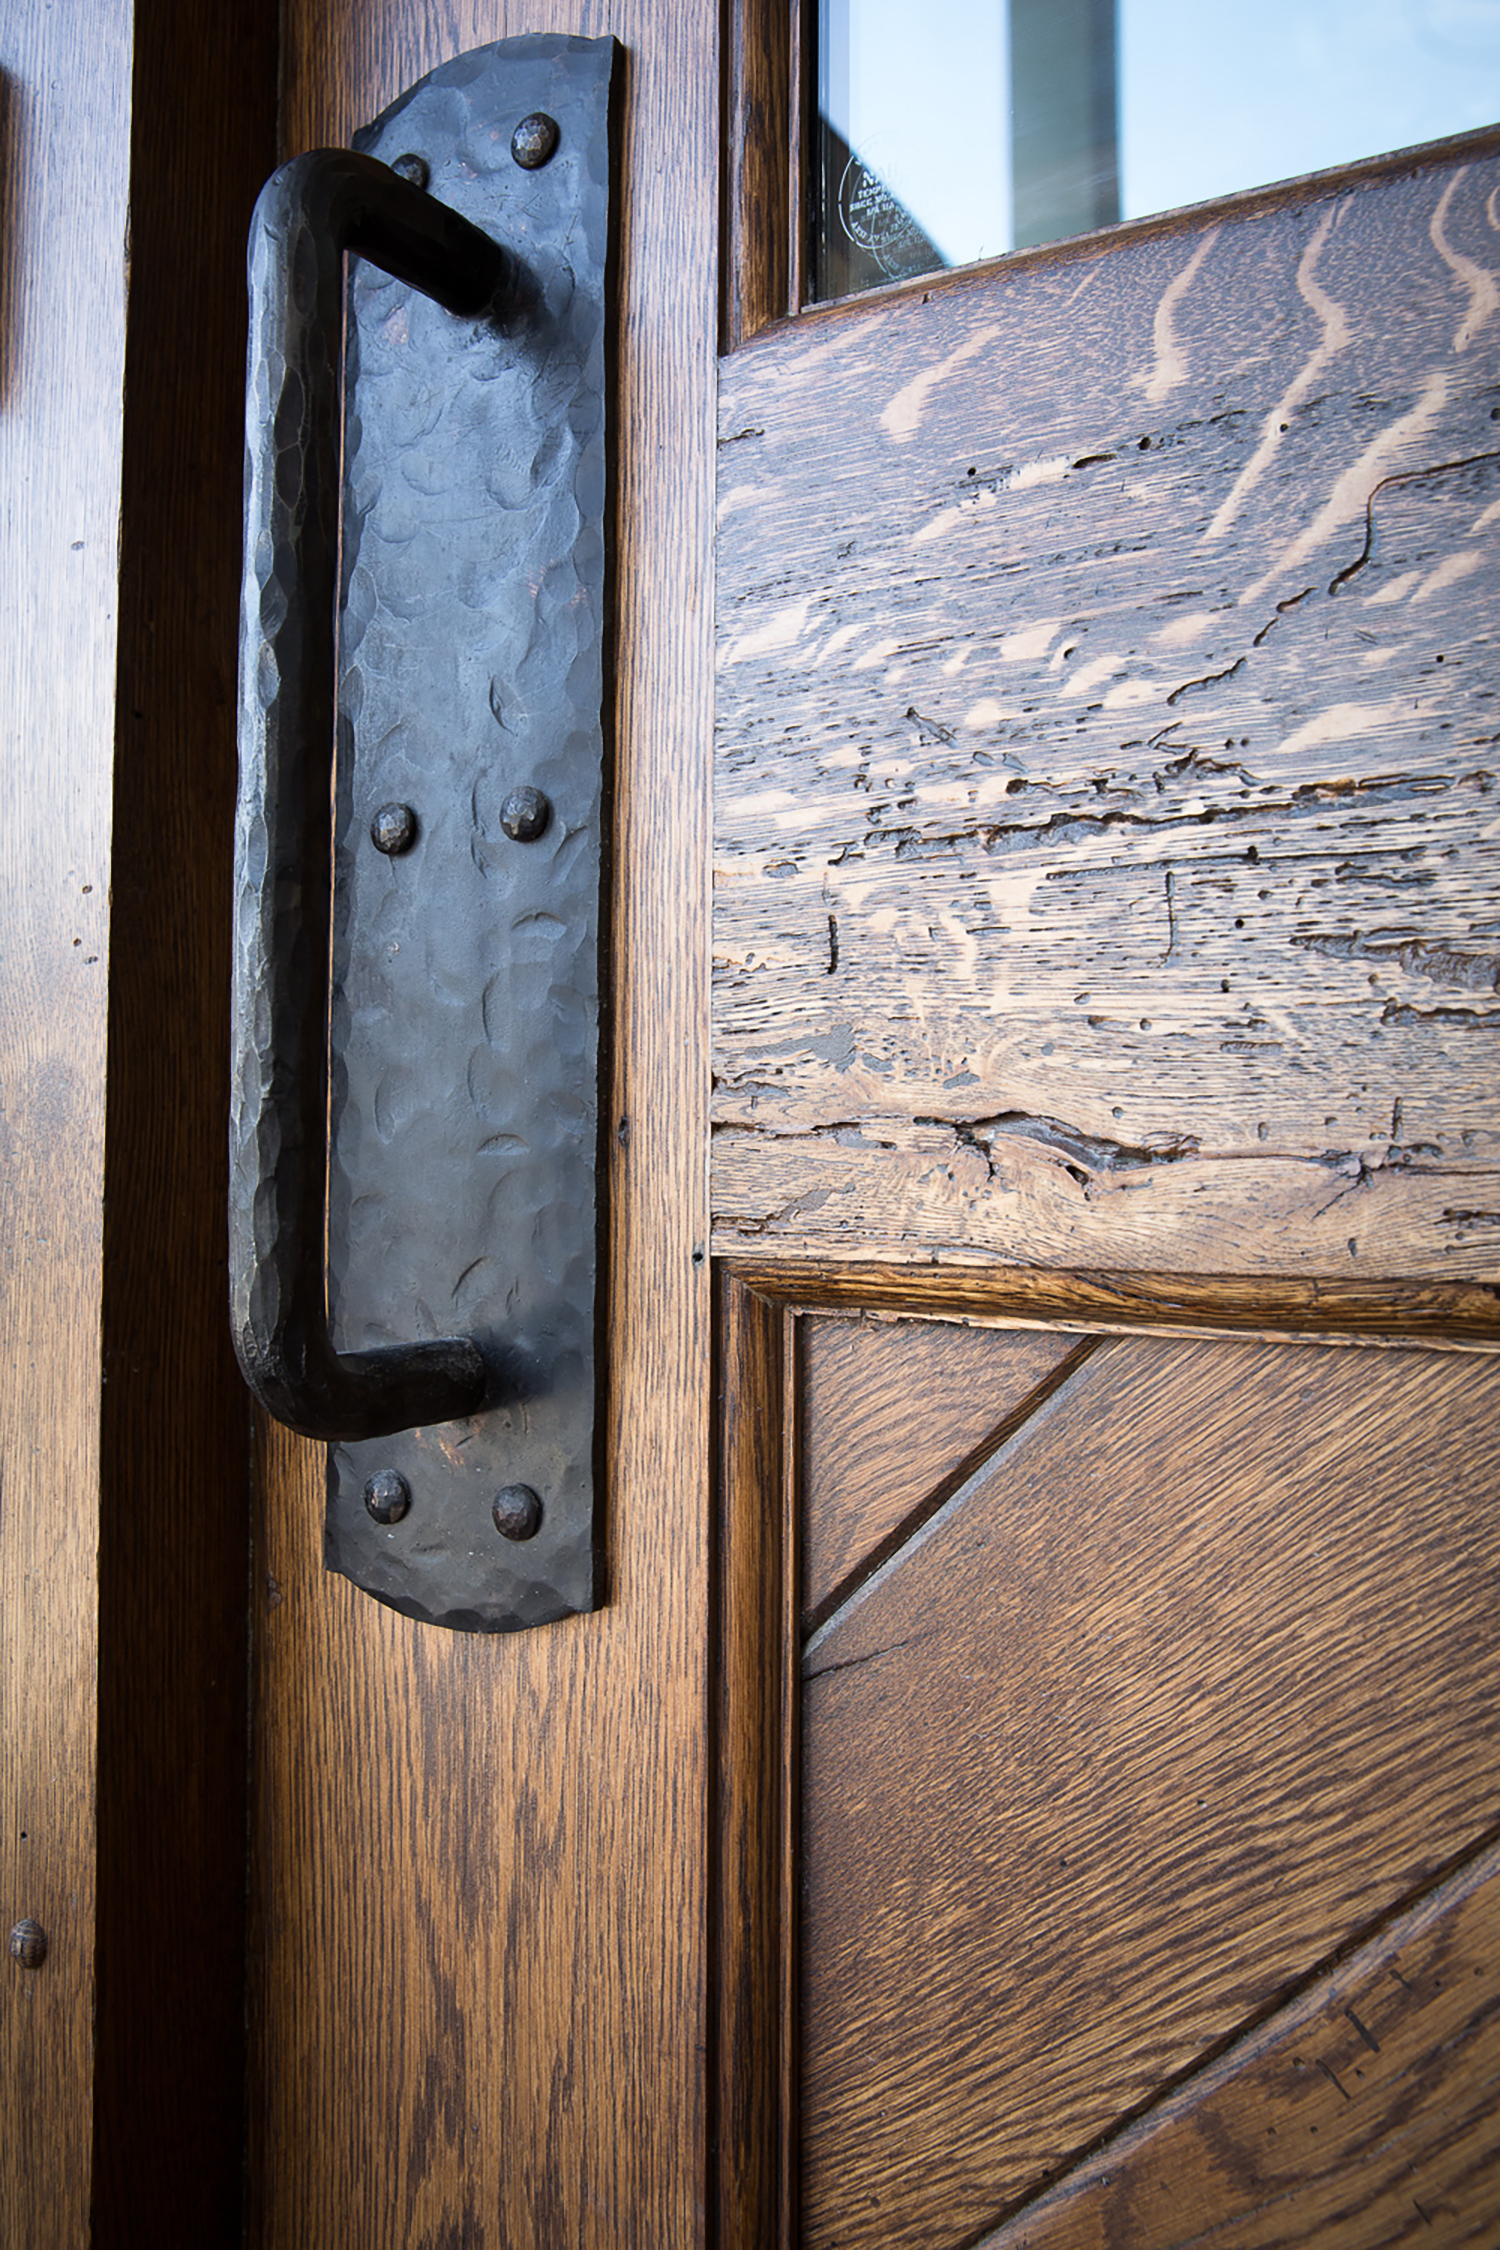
233 150 498 1449
234 36 616 1631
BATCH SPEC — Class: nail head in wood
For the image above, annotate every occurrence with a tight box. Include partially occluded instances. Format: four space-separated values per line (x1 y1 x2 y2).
9 1920 46 1970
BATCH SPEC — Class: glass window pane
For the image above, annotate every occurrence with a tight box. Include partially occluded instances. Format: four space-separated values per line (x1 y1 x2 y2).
1122 0 1500 219
814 0 1011 298
809 0 1500 302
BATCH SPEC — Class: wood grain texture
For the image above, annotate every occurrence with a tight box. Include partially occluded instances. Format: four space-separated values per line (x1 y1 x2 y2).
722 0 792 348
799 1332 1500 2250
725 1254 1500 1346
713 1272 798 2249
0 4 130 2239
713 132 1500 1276
800 1314 1083 1626
251 4 716 2243
982 1834 1500 2250
92 5 276 2238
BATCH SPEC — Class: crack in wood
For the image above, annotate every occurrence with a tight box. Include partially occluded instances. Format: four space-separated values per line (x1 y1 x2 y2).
1328 446 1500 593
912 1112 1201 1184
1292 930 1500 990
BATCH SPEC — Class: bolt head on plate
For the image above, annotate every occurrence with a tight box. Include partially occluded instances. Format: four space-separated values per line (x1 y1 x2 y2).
364 1469 411 1525
510 112 560 169
492 1484 542 1541
370 802 418 856
500 786 551 842
392 152 430 188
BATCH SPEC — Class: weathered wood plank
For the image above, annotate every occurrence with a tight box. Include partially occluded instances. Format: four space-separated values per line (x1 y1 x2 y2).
981 1836 1500 2250
799 1332 1500 2250
713 139 1500 1274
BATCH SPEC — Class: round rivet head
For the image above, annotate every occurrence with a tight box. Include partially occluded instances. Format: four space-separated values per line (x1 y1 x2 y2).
9 1920 46 1970
392 153 429 188
493 1484 542 1541
370 802 418 856
510 112 560 169
500 786 551 842
363 1469 411 1525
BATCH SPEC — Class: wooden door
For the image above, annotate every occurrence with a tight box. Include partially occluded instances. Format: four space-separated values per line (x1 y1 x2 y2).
2 4 272 2243
15 2 1491 2243
248 10 1500 2246
246 4 718 2245
711 102 1500 2250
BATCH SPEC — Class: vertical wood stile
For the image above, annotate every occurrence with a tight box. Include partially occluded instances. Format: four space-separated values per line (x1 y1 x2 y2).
0 5 130 2238
723 0 794 347
251 6 718 2241
712 1274 796 2248
93 4 276 2237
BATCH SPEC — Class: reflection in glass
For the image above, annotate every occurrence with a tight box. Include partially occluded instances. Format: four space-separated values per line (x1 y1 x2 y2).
810 0 1500 302
813 0 1013 297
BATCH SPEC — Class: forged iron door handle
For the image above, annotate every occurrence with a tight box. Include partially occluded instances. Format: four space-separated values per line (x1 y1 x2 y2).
228 38 615 1629
230 151 507 1443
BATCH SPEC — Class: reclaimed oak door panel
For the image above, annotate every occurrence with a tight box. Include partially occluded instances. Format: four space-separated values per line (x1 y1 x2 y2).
716 1293 1500 2249
801 1325 1500 2249
986 1836 1500 2250
711 128 1500 2250
713 134 1500 1276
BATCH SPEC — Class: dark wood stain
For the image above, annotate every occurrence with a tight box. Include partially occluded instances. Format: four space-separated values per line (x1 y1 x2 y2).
93 4 277 2239
983 1832 1500 2250
800 1315 1085 1628
722 0 793 348
250 4 717 2243
799 1332 1500 2250
713 1271 799 2248
713 137 1500 1277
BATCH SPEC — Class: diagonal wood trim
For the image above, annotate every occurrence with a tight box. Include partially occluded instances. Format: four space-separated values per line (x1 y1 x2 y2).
797 1333 1500 2247
802 1331 1100 1640
974 1821 1500 2250
712 1259 1500 2247
739 116 1500 342
799 1318 1085 1629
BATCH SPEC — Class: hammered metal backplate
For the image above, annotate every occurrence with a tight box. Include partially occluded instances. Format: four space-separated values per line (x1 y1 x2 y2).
323 37 616 1630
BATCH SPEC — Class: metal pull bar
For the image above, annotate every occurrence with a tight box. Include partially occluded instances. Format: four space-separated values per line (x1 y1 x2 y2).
229 37 615 1630
230 152 505 1442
